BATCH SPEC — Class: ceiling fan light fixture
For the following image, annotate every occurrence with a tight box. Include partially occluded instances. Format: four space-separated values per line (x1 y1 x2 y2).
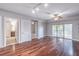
50 14 54 18
58 13 63 16
50 13 63 21
54 17 58 21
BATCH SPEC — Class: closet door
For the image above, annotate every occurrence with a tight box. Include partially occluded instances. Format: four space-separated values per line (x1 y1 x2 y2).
20 19 31 42
0 16 4 48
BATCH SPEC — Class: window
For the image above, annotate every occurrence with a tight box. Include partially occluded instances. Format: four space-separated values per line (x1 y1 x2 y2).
52 24 72 39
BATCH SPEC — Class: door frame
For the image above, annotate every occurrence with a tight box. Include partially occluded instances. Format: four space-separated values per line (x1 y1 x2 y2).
3 16 21 47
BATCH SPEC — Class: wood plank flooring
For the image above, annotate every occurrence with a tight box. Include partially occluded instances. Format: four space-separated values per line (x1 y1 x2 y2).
0 36 79 56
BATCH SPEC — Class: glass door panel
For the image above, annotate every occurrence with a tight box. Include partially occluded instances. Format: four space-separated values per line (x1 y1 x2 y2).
64 24 72 39
52 25 57 37
57 25 64 37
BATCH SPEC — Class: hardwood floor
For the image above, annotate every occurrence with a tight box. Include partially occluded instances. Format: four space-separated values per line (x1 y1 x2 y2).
0 36 78 56
73 41 79 56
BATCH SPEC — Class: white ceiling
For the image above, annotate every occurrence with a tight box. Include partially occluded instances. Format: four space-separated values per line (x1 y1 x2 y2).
0 3 79 21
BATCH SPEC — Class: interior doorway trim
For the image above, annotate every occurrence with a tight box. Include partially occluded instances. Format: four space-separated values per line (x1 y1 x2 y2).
3 16 21 47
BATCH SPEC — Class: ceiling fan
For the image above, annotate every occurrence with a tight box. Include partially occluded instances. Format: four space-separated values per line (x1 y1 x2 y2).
44 11 63 20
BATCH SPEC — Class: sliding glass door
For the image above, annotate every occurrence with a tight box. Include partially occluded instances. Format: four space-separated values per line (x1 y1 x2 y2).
52 25 57 37
57 25 64 37
52 24 72 39
64 24 72 39
52 25 64 38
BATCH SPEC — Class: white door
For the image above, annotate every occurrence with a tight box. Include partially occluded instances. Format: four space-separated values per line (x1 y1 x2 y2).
20 19 31 42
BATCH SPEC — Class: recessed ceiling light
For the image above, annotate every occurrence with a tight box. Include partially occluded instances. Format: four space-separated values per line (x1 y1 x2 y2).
44 3 48 7
32 22 34 24
32 10 35 14
35 7 39 11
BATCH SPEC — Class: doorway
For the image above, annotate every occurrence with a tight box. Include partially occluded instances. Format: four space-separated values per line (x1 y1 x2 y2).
31 20 38 39
4 17 17 46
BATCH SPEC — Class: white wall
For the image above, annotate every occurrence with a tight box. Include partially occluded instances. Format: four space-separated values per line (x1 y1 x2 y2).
0 9 33 48
0 9 47 47
43 22 48 36
0 16 4 48
47 19 79 41
20 18 31 43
